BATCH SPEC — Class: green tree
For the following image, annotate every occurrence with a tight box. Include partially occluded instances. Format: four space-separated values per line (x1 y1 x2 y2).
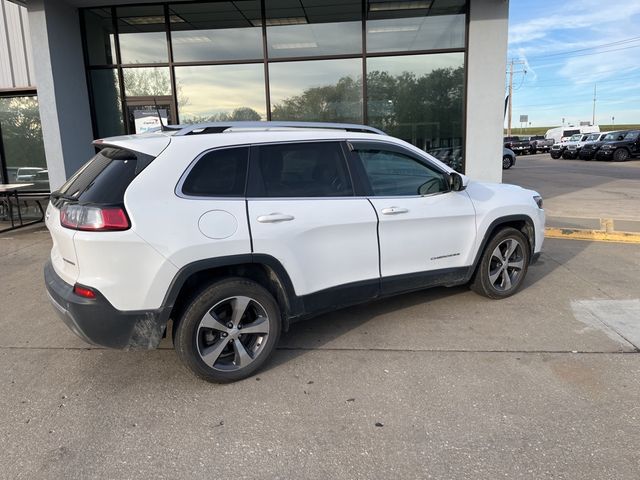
184 107 262 124
271 76 362 123
0 97 46 172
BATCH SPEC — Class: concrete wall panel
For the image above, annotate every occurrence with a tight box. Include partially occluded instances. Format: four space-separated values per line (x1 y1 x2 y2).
465 0 509 183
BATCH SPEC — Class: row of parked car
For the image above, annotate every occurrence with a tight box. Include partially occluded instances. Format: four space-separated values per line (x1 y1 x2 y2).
503 135 554 155
549 130 640 161
504 129 640 162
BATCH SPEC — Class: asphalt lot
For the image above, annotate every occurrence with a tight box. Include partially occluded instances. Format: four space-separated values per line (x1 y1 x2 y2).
506 153 640 227
1 221 640 478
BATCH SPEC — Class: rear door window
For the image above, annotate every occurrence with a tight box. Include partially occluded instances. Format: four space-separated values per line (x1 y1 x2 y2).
252 142 353 197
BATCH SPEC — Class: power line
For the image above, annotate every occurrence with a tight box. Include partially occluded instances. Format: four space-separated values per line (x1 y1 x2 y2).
522 35 640 60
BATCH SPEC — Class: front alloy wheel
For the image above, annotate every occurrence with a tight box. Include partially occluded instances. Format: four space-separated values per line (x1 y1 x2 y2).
487 239 525 292
613 148 630 162
471 227 530 299
502 155 513 169
174 279 281 382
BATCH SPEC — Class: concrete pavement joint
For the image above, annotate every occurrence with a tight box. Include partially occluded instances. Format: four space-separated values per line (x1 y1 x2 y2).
0 345 636 355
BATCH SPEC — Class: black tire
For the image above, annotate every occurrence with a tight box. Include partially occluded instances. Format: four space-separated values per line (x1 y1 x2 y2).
550 151 561 159
613 148 630 162
174 278 281 383
502 155 513 169
470 227 530 299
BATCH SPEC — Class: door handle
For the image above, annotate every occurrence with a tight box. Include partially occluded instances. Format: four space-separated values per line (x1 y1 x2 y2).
381 207 408 215
257 213 295 223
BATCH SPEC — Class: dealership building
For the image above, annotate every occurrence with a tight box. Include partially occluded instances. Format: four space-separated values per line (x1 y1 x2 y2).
0 0 509 191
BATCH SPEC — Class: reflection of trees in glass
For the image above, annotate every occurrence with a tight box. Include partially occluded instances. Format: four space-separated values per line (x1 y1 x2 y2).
271 66 464 170
183 107 262 124
124 68 171 96
0 97 46 170
271 76 362 123
368 67 464 142
123 68 187 107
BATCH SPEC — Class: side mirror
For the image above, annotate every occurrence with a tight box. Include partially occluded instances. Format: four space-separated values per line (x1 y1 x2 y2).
449 172 465 192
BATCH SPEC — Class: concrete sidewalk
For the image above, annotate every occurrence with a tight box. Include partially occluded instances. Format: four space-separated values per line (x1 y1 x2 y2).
1 227 640 478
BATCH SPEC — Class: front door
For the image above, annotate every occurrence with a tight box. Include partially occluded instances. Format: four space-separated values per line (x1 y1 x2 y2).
349 141 477 294
247 141 379 304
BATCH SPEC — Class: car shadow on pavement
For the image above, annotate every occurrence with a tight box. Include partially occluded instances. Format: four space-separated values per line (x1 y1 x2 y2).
262 237 588 374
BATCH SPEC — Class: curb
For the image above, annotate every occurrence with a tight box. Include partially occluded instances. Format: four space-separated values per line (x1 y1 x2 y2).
545 227 640 244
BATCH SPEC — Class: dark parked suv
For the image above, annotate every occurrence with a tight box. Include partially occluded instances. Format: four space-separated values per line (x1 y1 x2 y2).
579 131 626 160
596 130 640 161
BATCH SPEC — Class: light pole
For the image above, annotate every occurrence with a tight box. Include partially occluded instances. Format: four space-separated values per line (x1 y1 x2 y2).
612 116 615 126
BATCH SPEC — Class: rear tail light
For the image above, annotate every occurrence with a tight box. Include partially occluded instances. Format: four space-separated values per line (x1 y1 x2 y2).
73 284 96 299
60 204 129 231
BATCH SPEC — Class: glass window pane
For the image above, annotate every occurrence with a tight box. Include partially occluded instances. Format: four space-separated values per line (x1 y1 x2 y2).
175 64 266 123
270 59 362 123
367 53 464 171
0 96 48 190
89 69 124 138
170 2 263 62
367 0 465 53
355 147 447 196
123 67 172 97
257 142 353 197
266 0 361 58
84 8 117 65
182 147 249 197
117 6 168 64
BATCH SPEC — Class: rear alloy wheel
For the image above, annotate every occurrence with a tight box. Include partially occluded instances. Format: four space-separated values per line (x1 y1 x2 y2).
174 278 281 383
502 155 513 169
471 228 530 299
613 148 630 162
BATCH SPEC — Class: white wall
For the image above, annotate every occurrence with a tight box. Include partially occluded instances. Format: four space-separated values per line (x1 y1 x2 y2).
0 0 34 88
465 0 509 183
27 0 93 190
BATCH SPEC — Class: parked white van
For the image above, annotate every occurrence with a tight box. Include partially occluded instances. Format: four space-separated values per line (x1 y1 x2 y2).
545 125 600 144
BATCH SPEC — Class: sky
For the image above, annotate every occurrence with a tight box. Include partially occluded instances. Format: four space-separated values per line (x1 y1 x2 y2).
507 0 640 128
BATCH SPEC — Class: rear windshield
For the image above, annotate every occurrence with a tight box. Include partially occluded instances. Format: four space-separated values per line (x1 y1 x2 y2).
54 148 150 204
563 130 580 137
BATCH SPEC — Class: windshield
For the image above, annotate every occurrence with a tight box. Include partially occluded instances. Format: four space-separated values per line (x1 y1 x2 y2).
603 133 619 141
623 131 639 141
569 134 582 141
585 134 599 141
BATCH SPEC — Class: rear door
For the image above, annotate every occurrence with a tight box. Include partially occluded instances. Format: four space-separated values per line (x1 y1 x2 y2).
349 141 477 294
247 141 379 302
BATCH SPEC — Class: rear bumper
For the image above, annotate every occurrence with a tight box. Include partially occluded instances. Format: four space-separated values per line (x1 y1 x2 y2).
44 260 167 349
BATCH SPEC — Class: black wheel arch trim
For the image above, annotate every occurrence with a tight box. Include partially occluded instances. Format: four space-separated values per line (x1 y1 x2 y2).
469 214 536 280
159 253 303 327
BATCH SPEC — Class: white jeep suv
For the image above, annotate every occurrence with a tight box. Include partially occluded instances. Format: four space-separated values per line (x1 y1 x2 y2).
44 122 545 383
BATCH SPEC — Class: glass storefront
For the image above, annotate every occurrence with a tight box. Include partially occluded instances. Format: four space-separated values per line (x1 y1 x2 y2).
82 0 467 170
0 95 49 190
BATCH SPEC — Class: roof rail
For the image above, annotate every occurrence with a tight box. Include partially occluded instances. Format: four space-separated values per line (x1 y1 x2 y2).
170 121 387 136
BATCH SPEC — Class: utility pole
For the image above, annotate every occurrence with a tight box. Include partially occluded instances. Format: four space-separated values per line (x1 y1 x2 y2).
592 84 597 126
506 59 527 137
